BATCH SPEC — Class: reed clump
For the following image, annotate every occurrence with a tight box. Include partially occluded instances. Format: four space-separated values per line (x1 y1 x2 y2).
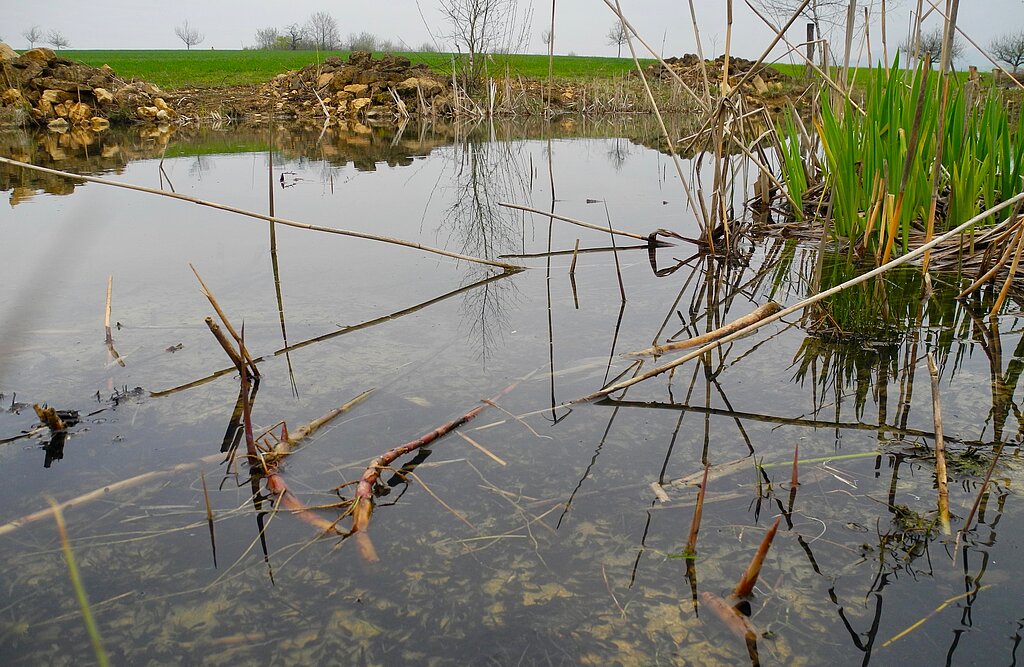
778 60 1024 256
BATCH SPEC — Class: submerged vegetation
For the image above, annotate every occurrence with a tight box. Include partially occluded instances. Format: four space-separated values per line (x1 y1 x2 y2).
4 1 1024 665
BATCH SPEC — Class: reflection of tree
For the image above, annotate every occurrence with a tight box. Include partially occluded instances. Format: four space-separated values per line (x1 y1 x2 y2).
606 137 631 172
438 121 531 362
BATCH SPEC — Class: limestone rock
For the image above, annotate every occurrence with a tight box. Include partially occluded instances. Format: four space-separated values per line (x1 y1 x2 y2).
18 48 56 66
136 105 158 120
317 72 335 88
0 42 17 62
90 116 109 131
349 97 371 114
93 87 113 104
344 83 369 96
41 89 69 104
47 117 69 132
1 88 23 105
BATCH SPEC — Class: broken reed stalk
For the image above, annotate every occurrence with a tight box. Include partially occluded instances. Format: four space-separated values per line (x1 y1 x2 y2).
204 318 247 378
262 390 374 534
50 500 110 667
926 353 950 535
348 381 520 541
734 516 781 598
191 264 259 378
103 276 124 367
33 404 66 431
790 442 800 487
685 464 710 557
577 191 1024 403
103 275 113 345
200 471 217 567
0 157 523 272
569 239 580 275
498 201 661 243
626 302 782 357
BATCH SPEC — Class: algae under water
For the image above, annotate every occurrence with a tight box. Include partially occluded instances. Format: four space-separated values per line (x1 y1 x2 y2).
0 119 1023 665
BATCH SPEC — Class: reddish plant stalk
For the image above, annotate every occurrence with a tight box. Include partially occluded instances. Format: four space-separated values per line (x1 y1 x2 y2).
349 382 519 536
734 516 782 597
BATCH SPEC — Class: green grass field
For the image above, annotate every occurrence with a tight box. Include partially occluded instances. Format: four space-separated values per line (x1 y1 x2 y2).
58 50 651 89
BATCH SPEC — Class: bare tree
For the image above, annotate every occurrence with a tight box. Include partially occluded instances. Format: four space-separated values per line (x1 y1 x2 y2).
438 0 532 86
991 31 1024 73
22 25 43 49
540 29 552 47
904 27 964 65
254 27 280 50
174 21 205 50
347 31 378 51
283 24 306 50
606 20 627 58
305 11 340 50
46 30 70 50
753 0 872 66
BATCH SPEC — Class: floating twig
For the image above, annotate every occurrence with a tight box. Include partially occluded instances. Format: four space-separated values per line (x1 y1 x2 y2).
882 586 992 647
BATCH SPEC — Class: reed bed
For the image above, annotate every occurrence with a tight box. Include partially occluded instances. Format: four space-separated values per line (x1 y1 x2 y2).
776 60 1024 259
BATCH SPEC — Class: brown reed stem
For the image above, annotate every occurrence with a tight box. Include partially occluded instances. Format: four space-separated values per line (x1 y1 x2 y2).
734 516 781 597
926 353 950 535
685 464 709 557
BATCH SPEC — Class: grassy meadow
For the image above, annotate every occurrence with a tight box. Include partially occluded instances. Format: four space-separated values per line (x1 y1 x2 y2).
58 49 652 89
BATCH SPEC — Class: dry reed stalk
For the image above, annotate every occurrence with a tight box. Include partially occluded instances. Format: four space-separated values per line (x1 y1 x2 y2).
191 265 259 378
955 220 1024 298
923 0 1024 92
0 157 522 271
456 431 507 466
569 238 580 275
574 136 1024 404
686 0 712 106
743 0 865 115
610 0 709 239
685 464 709 556
499 202 668 242
722 0 733 93
926 353 950 535
989 228 1024 316
882 0 889 65
51 501 110 667
0 451 226 537
204 318 246 376
625 302 781 357
734 516 781 597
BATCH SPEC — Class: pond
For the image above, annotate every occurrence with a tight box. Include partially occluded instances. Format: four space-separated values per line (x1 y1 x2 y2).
1 118 1022 665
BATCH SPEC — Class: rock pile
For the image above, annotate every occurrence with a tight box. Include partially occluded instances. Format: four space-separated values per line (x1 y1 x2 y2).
261 51 451 118
642 54 788 97
0 44 178 129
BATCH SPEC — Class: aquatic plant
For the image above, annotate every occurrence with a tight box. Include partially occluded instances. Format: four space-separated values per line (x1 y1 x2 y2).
782 59 1024 256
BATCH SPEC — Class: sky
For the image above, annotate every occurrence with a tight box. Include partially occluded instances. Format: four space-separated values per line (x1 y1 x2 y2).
5 1 1024 69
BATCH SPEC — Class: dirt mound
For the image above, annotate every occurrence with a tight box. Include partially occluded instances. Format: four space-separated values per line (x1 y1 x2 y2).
259 51 452 119
642 54 788 97
0 44 178 129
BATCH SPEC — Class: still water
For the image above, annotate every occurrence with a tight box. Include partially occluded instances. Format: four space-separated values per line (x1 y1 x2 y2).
0 119 1022 665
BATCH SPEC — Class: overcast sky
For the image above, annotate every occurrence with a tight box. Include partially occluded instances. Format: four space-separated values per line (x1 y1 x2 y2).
6 1 1024 68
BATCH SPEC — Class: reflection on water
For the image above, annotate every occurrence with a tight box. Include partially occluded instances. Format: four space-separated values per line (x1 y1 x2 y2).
0 118 1023 665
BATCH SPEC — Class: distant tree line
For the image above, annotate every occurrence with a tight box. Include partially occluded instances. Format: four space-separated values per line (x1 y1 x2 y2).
251 12 435 52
